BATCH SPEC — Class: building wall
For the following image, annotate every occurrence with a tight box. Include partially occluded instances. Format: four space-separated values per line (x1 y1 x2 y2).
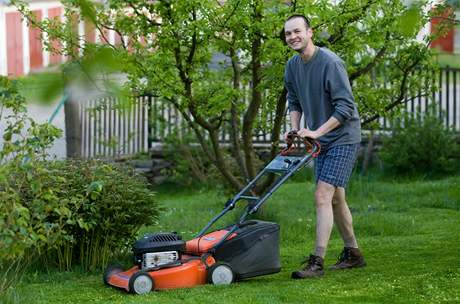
29 10 43 71
0 1 122 78
0 1 65 77
430 6 456 53
6 11 23 76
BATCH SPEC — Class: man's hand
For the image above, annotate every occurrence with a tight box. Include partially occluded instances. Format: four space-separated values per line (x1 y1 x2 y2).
283 130 297 141
297 128 319 139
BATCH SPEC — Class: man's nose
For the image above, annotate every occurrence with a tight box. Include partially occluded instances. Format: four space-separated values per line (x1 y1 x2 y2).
289 35 298 41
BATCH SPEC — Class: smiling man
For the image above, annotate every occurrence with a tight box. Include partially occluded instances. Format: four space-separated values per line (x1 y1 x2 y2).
283 15 366 279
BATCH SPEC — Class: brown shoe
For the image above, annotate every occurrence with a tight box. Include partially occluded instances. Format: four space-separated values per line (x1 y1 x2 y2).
329 247 366 270
291 255 325 279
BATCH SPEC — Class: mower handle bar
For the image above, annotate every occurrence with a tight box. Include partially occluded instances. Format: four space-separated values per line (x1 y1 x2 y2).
195 137 320 240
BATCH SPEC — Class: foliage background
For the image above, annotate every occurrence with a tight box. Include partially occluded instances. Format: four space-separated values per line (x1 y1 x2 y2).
11 0 451 191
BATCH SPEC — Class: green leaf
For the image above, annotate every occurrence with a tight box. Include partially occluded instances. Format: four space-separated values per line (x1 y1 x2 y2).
397 6 421 37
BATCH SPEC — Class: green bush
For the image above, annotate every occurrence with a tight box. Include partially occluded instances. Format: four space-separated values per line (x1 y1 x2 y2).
379 106 459 176
0 76 160 301
2 161 161 267
26 159 160 271
1 159 161 295
0 76 63 297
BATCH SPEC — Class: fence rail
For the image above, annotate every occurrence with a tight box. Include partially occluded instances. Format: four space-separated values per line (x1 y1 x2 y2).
79 67 460 158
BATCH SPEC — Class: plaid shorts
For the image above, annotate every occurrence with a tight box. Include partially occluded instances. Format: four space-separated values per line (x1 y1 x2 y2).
314 143 360 188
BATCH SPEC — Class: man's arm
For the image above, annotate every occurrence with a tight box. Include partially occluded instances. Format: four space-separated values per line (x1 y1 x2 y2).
297 116 340 139
298 60 354 140
290 111 302 131
284 61 303 140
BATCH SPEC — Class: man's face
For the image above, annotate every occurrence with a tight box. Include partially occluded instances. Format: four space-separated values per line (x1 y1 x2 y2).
284 18 312 53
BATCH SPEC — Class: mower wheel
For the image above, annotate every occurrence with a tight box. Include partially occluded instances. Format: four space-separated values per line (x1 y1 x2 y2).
103 264 124 286
129 272 154 295
208 262 234 285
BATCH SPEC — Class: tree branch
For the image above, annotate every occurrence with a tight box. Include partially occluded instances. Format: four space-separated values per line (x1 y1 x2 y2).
257 87 287 193
164 97 216 163
128 2 162 28
362 54 428 125
349 32 389 81
186 7 198 70
326 0 377 45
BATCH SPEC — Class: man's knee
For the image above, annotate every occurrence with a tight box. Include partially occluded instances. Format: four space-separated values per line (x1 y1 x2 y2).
315 181 335 208
332 187 346 206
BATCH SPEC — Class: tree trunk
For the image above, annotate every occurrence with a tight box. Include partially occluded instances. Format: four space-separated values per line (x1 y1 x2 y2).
64 90 82 158
242 0 263 179
208 129 244 190
256 88 288 193
361 131 374 175
229 47 248 181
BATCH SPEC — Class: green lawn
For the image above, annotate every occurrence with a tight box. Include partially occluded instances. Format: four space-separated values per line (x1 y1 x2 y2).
14 174 460 304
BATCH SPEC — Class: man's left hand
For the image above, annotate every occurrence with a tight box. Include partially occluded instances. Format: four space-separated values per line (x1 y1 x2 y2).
297 128 319 139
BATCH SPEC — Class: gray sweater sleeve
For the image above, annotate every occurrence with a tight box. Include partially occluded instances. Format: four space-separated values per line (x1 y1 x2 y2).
325 61 356 124
285 63 302 113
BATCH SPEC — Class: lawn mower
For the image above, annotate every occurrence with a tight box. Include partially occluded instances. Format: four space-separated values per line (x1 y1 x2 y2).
103 133 320 295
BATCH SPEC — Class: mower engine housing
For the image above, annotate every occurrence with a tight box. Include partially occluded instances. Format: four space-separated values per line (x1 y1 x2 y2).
133 232 185 269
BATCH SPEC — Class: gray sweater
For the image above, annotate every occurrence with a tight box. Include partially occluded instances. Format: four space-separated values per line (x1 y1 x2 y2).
285 47 361 147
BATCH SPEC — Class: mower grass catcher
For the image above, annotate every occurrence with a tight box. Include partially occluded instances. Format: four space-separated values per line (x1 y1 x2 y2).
104 134 320 294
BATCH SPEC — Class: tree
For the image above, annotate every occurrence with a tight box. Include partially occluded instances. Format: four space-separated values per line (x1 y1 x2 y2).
11 0 452 191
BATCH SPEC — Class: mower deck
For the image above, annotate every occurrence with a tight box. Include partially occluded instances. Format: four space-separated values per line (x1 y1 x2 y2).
107 254 216 292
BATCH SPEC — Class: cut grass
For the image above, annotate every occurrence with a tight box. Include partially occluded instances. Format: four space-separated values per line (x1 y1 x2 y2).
13 174 460 304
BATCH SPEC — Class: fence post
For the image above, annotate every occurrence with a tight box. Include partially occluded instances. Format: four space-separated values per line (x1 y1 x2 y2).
64 86 82 158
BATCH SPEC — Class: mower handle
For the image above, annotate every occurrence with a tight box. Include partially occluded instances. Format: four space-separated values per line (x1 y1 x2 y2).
281 131 321 157
195 133 320 239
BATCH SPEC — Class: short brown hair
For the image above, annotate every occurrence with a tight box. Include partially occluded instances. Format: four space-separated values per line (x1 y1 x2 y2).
286 14 311 29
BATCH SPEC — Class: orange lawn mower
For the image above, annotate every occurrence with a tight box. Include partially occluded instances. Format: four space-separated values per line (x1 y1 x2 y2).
103 133 320 295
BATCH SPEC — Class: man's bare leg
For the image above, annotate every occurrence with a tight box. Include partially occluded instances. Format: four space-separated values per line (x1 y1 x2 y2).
314 181 336 258
330 187 366 270
332 187 358 248
291 180 335 279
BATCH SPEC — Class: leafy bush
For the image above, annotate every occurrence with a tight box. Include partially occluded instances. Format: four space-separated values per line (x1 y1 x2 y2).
0 76 63 297
0 77 160 301
379 106 459 176
1 159 160 296
16 159 160 271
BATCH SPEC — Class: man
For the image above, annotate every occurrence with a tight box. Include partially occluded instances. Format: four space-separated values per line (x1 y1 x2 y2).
283 15 366 279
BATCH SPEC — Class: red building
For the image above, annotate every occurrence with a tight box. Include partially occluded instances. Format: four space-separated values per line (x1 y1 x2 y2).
0 1 122 77
430 6 457 53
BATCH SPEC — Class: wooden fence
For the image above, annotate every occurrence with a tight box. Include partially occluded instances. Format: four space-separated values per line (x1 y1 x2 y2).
79 67 460 158
377 67 460 131
80 96 150 158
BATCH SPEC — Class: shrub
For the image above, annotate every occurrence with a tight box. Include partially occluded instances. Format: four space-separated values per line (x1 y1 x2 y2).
1 160 160 302
379 106 459 176
43 159 160 271
0 76 160 301
1 159 161 272
0 76 62 297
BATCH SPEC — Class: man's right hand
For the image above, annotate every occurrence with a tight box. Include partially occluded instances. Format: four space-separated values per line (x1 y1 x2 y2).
283 129 298 142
